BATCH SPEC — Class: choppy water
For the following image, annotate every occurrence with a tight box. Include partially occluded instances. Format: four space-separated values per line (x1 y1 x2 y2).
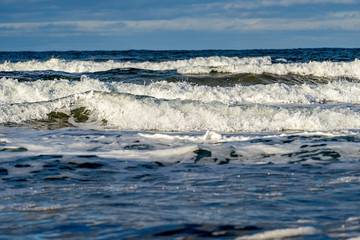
1 48 360 239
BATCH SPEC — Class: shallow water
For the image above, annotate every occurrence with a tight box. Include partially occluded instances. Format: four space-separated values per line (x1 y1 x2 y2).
1 49 360 239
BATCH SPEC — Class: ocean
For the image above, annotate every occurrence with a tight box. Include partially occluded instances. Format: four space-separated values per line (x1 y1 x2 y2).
1 48 360 239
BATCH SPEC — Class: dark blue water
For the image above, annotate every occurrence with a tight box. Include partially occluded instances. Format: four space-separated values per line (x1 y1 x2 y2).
1 48 359 62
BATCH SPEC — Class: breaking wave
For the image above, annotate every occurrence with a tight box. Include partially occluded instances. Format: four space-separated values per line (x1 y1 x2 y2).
2 90 360 132
1 56 360 79
2 77 360 105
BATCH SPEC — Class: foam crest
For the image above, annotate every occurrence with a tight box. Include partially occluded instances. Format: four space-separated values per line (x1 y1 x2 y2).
2 91 354 132
0 94 76 123
4 78 360 132
1 56 359 79
0 77 108 104
3 77 360 106
75 93 360 132
114 80 360 105
0 58 119 73
0 56 270 73
178 59 360 79
0 91 356 132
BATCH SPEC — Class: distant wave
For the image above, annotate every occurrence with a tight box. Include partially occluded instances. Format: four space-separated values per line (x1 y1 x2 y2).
1 56 360 79
0 56 269 73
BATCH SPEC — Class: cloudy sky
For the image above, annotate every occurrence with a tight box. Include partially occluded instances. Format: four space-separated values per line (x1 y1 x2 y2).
0 0 359 50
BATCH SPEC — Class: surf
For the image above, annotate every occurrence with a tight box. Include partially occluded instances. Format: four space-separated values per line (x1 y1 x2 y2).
1 56 359 79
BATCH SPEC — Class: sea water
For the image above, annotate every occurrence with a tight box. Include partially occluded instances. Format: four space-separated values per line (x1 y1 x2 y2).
1 49 360 239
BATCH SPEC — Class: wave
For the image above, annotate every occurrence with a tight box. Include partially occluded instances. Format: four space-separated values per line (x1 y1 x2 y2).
3 90 360 132
2 77 360 105
1 56 360 79
3 76 360 132
0 56 269 73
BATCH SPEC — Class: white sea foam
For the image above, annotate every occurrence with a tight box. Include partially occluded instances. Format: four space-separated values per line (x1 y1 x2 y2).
95 145 198 163
3 90 360 132
3 77 360 105
0 95 75 123
1 56 359 79
113 80 360 105
3 76 360 132
178 59 360 79
138 131 249 143
0 77 108 104
69 92 360 132
235 226 319 240
0 56 269 73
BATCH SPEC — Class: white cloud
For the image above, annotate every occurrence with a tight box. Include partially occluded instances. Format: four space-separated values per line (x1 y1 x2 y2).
0 21 121 32
219 0 357 9
122 14 360 32
1 10 360 36
260 0 357 6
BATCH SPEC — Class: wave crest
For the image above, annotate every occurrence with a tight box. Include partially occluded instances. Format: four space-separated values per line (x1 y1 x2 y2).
3 91 360 132
3 77 360 105
1 56 359 79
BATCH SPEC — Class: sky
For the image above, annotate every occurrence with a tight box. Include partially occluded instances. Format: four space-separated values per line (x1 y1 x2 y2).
0 0 359 51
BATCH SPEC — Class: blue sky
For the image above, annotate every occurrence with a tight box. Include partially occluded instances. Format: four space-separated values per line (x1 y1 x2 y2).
0 0 359 51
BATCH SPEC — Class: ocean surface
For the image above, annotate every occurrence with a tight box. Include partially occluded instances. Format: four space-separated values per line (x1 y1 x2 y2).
1 48 360 239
